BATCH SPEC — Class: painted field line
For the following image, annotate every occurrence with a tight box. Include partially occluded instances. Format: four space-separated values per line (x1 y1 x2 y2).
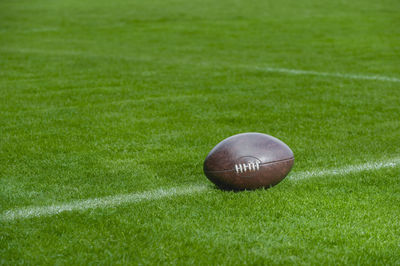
251 66 400 83
1 158 400 222
3 48 400 83
288 157 400 180
0 185 208 222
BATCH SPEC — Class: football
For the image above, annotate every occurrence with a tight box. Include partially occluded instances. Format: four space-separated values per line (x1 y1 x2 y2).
203 133 294 190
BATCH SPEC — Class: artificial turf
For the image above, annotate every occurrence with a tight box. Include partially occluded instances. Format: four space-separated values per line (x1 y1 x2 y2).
1 0 400 264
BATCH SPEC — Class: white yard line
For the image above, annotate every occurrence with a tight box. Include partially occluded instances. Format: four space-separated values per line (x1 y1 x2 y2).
249 66 400 83
1 158 400 222
2 48 400 83
0 185 208 222
288 157 400 180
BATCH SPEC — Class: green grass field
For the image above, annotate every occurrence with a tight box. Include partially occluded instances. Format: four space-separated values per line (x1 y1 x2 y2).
1 0 400 264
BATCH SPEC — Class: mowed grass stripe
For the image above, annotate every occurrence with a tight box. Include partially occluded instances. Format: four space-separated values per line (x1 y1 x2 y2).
0 94 199 115
2 157 399 222
2 48 400 83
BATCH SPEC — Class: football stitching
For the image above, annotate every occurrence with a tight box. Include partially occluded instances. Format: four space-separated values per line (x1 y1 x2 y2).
234 162 260 173
205 157 294 173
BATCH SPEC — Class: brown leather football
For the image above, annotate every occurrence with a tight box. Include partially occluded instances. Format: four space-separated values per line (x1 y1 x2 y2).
203 133 294 190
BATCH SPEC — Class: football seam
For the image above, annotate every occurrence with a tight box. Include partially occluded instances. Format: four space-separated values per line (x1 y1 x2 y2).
204 157 294 173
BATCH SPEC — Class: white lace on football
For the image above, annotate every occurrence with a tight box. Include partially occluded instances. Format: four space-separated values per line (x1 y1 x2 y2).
235 162 260 173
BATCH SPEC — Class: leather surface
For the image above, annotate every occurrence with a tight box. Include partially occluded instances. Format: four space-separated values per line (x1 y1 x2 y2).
204 133 294 171
205 159 294 190
203 133 294 190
